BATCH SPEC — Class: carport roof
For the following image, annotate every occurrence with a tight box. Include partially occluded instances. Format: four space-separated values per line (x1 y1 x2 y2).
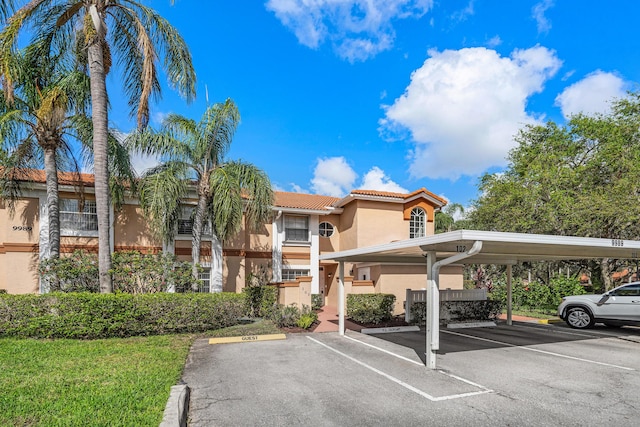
318 230 640 265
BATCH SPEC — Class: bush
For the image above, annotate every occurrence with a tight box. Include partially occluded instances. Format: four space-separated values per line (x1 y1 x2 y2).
0 292 246 339
296 305 318 329
489 276 586 312
39 250 200 293
243 285 278 318
269 304 301 328
440 300 504 324
409 300 504 325
111 251 199 293
311 293 324 310
39 250 99 292
347 294 395 324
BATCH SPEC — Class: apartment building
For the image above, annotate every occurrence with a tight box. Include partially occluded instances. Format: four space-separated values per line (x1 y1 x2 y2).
0 171 463 312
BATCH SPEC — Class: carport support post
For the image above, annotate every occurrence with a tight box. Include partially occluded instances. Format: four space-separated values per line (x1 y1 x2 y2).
507 265 513 326
425 251 437 369
338 261 345 336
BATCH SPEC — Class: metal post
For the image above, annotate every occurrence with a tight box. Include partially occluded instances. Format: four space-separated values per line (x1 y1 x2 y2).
425 252 437 369
338 261 345 336
507 264 512 326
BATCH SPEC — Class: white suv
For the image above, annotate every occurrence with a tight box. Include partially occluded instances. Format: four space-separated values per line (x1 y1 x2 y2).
558 281 640 329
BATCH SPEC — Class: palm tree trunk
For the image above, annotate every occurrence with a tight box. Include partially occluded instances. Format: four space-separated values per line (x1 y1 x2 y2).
191 194 208 286
88 37 112 293
43 148 60 259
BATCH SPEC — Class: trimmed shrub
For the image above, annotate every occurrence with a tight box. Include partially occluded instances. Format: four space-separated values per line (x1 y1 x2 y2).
489 276 586 312
0 292 245 339
410 301 427 325
347 294 395 324
440 300 504 324
243 285 278 318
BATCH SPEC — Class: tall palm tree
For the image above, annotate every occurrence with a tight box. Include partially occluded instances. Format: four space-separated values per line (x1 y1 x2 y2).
1 0 196 292
0 46 90 261
128 99 274 290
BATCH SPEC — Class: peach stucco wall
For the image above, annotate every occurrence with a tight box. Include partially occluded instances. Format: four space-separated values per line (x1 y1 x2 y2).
0 198 40 293
114 204 162 249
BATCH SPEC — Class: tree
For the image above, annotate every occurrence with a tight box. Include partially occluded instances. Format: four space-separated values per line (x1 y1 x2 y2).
128 99 274 290
0 45 90 260
435 202 465 234
468 93 640 289
1 0 196 292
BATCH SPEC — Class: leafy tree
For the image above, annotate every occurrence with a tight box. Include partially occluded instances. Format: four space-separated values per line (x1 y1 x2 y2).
0 46 90 260
435 202 465 233
1 0 196 293
468 93 640 289
128 99 274 290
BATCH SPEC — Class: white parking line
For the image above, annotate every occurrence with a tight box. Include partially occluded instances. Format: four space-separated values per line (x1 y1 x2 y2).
443 330 635 371
307 336 493 402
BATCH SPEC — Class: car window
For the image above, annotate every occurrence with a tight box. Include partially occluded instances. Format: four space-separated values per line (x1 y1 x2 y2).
612 284 640 296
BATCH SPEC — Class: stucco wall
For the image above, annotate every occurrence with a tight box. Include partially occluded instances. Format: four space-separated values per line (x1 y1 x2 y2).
114 204 161 250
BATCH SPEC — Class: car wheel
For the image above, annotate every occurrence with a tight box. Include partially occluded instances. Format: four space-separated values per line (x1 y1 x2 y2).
565 307 595 329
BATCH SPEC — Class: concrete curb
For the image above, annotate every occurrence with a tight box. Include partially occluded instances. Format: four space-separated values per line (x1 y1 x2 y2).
160 384 190 427
537 318 564 324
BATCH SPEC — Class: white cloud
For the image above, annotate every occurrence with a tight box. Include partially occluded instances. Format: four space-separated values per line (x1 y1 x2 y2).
532 0 554 34
130 153 161 176
485 35 502 48
311 157 358 196
379 46 562 180
265 0 433 62
152 111 169 126
554 71 627 118
308 157 407 196
360 167 408 193
451 0 474 23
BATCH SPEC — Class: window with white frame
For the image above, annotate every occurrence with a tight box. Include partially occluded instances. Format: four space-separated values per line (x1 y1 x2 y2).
282 269 310 281
60 199 97 233
197 269 210 293
319 221 334 238
409 207 426 239
284 215 309 242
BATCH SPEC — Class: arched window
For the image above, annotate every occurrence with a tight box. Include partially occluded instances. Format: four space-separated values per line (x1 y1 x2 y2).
410 207 426 239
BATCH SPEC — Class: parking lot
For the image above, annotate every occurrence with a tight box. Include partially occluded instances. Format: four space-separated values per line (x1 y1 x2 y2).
183 322 640 426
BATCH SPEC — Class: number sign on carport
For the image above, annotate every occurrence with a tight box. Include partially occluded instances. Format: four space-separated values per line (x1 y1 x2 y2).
319 230 640 369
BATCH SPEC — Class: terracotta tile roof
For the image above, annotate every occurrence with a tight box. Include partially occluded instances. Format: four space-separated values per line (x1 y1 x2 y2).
350 187 447 205
274 192 340 211
3 168 95 186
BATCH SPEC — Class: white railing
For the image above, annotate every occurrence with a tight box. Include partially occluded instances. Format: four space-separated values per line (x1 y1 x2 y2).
405 288 487 322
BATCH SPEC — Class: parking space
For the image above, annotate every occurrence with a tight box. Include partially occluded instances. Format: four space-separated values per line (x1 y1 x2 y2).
184 323 640 426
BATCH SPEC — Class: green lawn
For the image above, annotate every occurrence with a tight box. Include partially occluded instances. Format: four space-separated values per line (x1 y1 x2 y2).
0 320 281 427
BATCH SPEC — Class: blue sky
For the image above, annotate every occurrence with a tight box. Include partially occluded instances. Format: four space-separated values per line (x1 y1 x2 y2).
107 0 640 208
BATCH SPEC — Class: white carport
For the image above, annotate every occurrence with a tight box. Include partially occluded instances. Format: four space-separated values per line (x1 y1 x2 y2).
319 230 640 369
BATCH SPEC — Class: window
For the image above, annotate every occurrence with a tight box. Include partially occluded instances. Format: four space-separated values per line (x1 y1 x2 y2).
197 269 210 293
409 207 426 239
282 269 310 281
319 222 334 238
612 284 640 296
177 205 211 236
60 199 97 232
285 215 309 242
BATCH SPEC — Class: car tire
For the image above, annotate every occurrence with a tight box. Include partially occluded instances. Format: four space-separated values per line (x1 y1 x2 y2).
565 306 595 329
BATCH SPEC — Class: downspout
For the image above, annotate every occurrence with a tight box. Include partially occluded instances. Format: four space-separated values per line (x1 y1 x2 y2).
424 240 482 369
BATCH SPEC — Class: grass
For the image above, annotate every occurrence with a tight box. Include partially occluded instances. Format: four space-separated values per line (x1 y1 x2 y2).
0 320 283 427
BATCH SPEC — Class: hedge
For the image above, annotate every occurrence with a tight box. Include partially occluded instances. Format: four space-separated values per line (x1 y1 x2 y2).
347 294 395 324
410 300 504 325
0 292 245 339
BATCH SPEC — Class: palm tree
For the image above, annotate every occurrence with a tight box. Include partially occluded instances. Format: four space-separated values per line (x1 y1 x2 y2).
0 46 90 261
1 0 196 292
128 99 274 290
